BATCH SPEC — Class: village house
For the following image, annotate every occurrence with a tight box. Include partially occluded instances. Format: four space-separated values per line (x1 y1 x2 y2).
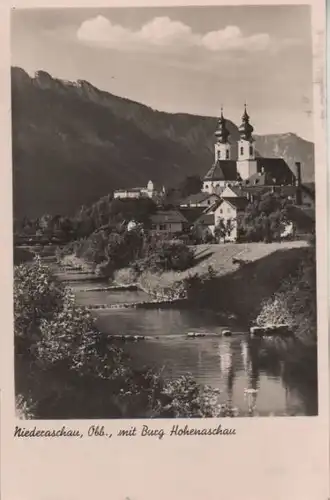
193 213 216 241
193 195 248 242
150 210 188 234
220 181 314 208
213 197 248 242
179 192 220 208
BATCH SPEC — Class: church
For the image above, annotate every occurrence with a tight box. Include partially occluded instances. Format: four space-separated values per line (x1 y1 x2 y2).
202 105 296 195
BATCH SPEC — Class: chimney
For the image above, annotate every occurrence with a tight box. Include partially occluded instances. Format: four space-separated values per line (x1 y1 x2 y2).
295 162 302 205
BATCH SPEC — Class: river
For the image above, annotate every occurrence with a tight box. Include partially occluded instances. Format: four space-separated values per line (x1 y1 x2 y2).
64 269 317 417
15 249 317 417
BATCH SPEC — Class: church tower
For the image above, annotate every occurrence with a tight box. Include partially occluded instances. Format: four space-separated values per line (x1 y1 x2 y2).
214 108 231 162
236 104 257 180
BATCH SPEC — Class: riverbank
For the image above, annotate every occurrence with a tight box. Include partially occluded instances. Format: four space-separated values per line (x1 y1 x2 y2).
113 242 314 328
58 240 315 336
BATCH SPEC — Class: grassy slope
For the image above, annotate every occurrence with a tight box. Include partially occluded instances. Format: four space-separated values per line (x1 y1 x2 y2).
142 241 307 282
139 241 310 322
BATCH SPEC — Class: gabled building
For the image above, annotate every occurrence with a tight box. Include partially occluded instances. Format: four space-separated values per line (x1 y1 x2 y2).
150 210 188 234
178 206 206 225
213 197 249 242
220 185 246 199
193 213 216 241
180 192 220 208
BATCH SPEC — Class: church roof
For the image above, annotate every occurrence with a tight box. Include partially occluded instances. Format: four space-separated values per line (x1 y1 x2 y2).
215 109 230 143
239 104 254 141
241 158 295 187
203 160 237 182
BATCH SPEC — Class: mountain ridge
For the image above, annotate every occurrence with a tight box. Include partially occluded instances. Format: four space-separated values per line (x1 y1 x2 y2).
11 66 315 218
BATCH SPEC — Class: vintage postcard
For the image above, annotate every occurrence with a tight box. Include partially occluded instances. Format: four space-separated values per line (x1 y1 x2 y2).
0 0 328 499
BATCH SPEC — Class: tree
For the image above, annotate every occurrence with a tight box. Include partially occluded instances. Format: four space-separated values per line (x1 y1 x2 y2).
240 190 292 243
178 175 203 198
214 218 236 243
14 256 65 340
58 217 73 240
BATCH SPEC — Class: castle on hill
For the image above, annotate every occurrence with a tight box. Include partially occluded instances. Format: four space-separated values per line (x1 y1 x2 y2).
202 105 297 195
113 180 165 200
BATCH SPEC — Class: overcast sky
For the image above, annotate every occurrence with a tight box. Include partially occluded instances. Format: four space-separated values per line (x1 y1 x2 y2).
11 5 314 141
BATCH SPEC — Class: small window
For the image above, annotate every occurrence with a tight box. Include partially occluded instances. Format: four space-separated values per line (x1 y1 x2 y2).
218 151 221 159
240 147 244 155
205 184 209 189
249 145 253 156
159 224 166 230
255 179 259 184
226 150 229 159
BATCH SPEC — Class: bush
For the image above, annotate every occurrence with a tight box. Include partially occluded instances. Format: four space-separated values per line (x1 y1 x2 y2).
147 373 236 418
14 256 65 340
138 238 194 273
256 247 316 344
63 229 195 278
113 267 139 285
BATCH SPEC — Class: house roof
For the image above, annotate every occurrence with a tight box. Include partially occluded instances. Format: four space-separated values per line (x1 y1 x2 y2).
203 160 237 182
220 197 249 211
221 185 247 197
287 205 315 231
178 207 205 223
238 185 297 198
195 213 215 226
233 184 314 204
150 210 188 224
302 182 315 198
180 192 219 206
203 199 222 214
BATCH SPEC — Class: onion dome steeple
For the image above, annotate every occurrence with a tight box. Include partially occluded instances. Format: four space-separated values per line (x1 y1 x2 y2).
239 103 254 141
215 107 230 144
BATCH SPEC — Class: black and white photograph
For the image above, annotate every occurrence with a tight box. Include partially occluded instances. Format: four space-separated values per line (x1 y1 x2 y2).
12 4 319 420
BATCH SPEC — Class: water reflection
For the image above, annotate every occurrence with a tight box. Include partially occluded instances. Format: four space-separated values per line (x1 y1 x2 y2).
86 282 317 417
120 333 316 417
